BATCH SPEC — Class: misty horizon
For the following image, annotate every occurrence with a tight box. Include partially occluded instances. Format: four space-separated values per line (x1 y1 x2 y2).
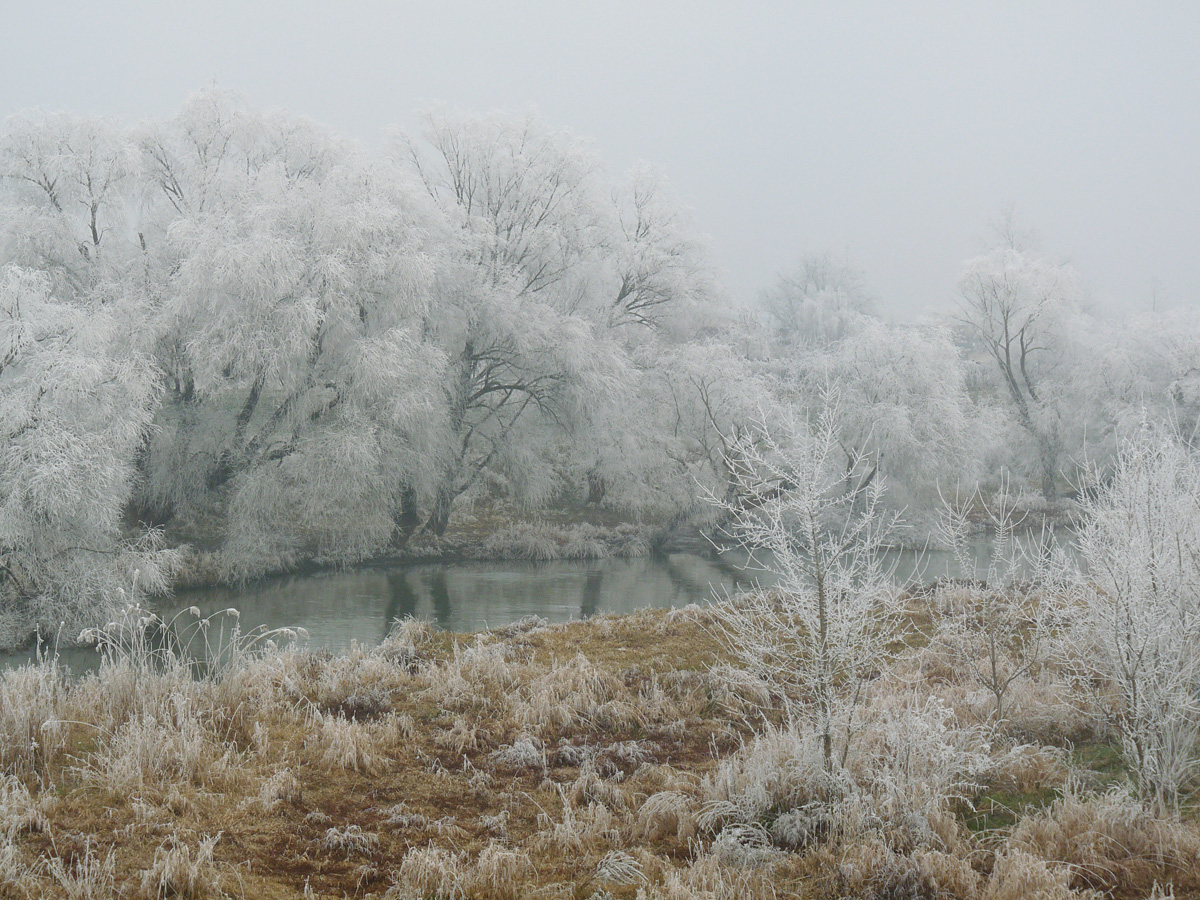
4 2 1198 318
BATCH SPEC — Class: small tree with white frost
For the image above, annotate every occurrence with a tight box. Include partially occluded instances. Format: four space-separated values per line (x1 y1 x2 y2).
1072 427 1200 812
704 406 902 772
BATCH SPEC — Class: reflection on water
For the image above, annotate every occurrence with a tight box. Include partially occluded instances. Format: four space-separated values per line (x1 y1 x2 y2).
1 530 1077 672
159 553 769 655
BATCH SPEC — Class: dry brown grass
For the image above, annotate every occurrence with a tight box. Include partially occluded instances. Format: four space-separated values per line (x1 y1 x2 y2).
0 604 1195 899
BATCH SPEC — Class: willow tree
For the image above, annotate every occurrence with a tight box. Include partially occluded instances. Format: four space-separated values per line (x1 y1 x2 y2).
402 110 635 534
0 112 137 299
135 93 446 570
605 162 717 336
760 254 874 352
793 319 987 528
0 266 179 636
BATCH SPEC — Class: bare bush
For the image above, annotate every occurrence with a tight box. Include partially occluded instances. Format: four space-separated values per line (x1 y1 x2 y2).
1071 429 1200 811
934 481 1067 723
704 407 902 772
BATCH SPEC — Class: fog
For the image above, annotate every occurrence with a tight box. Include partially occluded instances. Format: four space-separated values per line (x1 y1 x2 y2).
5 1 1198 315
6 13 1200 882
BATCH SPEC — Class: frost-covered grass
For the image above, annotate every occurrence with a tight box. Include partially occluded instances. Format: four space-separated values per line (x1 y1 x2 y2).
0 602 1196 898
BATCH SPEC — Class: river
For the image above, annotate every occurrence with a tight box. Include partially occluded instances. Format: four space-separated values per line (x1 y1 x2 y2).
0 531 1076 672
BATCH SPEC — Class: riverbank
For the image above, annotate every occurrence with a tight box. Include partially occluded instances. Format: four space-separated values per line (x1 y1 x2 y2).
0 603 1195 899
171 519 685 590
0 516 691 653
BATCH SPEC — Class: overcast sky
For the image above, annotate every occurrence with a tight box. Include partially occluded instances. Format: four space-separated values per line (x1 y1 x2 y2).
4 1 1198 318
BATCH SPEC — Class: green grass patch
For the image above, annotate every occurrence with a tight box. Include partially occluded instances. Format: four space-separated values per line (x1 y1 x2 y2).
963 786 1059 833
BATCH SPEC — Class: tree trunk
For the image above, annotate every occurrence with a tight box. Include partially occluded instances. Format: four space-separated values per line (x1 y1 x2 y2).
391 482 422 548
816 561 833 772
1038 438 1057 501
586 468 606 505
427 481 457 537
208 372 265 490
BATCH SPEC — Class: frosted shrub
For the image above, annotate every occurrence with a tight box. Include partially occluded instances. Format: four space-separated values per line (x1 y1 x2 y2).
698 696 993 851
321 825 380 858
989 743 1069 794
768 803 837 851
139 833 222 899
87 709 224 791
426 641 516 714
640 851 785 900
981 849 1083 900
636 791 698 842
567 758 629 812
595 849 645 886
807 838 984 900
0 774 48 838
318 713 386 774
258 767 302 808
466 842 534 900
698 724 848 842
480 524 562 561
611 523 651 558
534 789 620 853
561 527 607 560
710 823 780 868
0 834 42 897
934 481 1067 725
0 658 69 776
376 616 434 670
703 408 902 771
511 653 624 735
388 844 464 899
1071 429 1200 812
850 695 992 845
1007 781 1200 893
488 736 546 772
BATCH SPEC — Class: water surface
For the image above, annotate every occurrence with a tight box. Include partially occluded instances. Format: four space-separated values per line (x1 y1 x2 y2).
1 530 1075 672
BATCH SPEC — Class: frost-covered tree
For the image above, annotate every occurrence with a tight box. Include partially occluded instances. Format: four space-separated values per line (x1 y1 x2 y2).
558 339 778 518
759 254 873 351
655 341 783 513
706 409 902 771
140 115 444 568
935 481 1064 722
400 110 664 534
792 320 986 526
606 163 718 336
549 164 721 509
1083 307 1200 457
0 112 139 298
956 243 1081 500
416 261 629 535
1072 428 1200 812
404 108 606 308
136 88 346 223
0 266 179 636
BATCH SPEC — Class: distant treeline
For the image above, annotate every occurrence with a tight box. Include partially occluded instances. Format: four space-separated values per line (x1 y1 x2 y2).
1 89 1197 638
